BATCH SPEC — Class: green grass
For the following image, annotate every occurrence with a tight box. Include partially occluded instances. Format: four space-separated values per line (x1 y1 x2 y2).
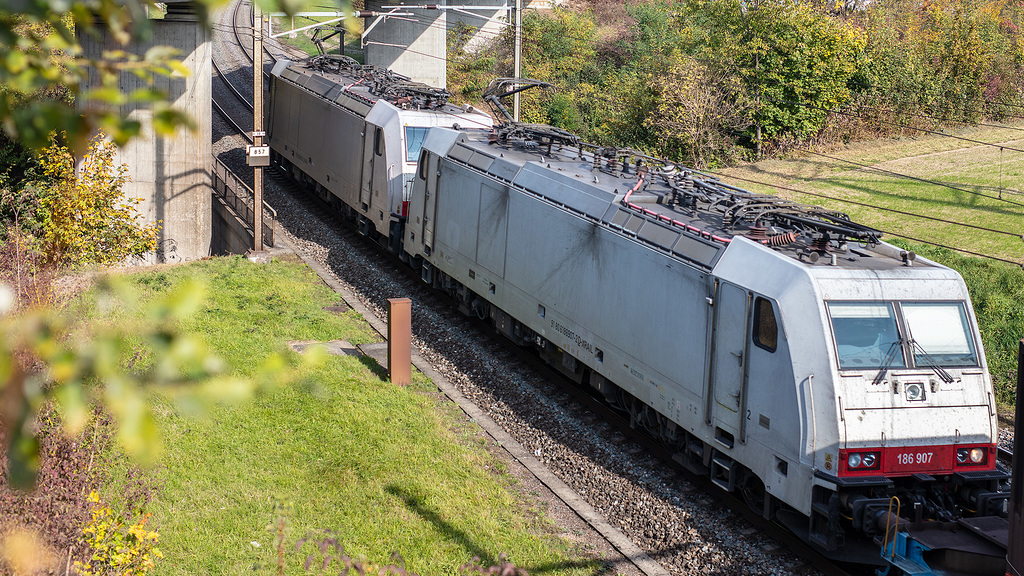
720 124 1024 406
721 124 1024 261
93 256 598 576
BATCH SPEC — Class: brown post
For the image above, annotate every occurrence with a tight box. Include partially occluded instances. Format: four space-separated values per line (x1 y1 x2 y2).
1006 339 1023 576
387 298 412 386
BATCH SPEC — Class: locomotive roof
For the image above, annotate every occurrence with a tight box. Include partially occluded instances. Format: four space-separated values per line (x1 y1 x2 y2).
273 57 477 118
442 129 936 273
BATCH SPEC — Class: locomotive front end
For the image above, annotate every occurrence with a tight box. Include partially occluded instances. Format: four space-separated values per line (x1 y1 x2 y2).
806 256 1008 554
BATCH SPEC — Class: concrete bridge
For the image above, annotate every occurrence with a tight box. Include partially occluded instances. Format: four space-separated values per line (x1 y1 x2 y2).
363 0 560 88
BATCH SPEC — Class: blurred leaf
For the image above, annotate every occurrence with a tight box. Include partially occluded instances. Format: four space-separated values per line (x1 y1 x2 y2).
143 44 180 63
127 87 165 103
52 382 89 436
8 428 40 490
166 60 190 77
5 50 28 74
165 278 206 318
83 86 127 105
151 104 195 135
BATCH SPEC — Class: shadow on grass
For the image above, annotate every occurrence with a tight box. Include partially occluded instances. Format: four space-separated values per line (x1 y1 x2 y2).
387 484 497 566
385 484 617 576
359 355 389 381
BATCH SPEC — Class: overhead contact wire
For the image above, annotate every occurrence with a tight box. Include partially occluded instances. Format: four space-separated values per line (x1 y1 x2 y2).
711 171 1022 265
790 147 1024 210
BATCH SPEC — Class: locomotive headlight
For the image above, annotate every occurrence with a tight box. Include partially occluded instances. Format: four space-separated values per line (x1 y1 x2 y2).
848 453 862 468
904 382 925 401
861 453 877 468
970 448 985 463
957 448 969 463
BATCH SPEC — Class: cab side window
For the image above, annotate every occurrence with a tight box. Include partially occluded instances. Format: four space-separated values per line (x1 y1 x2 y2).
418 151 428 180
753 297 777 352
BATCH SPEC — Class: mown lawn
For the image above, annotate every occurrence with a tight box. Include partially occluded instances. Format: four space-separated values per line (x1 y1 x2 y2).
94 256 599 576
720 123 1024 262
720 124 1024 406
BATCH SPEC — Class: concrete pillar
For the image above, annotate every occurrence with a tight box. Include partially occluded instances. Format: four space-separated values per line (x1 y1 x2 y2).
449 0 508 53
364 0 447 88
80 1 212 264
448 0 561 53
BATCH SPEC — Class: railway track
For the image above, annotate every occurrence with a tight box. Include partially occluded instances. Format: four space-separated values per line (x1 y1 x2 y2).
209 3 1015 575
254 159 838 576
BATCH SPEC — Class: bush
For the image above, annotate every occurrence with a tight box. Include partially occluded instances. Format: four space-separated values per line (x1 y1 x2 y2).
38 133 159 267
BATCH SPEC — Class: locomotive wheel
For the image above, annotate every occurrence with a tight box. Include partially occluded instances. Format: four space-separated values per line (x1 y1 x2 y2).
739 470 767 515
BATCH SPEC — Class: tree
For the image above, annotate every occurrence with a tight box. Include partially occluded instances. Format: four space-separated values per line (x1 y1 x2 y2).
646 55 752 167
38 133 158 267
0 0 352 154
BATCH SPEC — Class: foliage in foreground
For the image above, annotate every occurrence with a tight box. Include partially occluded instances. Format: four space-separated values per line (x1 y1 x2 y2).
0 409 159 575
0 0 357 155
75 491 162 576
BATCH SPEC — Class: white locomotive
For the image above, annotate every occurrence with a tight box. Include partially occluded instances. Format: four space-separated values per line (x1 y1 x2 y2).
266 59 1010 565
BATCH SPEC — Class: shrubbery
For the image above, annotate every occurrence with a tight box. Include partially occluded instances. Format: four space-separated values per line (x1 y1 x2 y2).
449 0 1024 168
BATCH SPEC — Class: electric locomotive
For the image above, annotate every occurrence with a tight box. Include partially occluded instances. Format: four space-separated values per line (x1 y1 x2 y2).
266 58 1012 568
267 56 492 251
400 122 1011 565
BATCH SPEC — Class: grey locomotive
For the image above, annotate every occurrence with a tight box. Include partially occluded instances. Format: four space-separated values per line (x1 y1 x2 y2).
267 58 1010 568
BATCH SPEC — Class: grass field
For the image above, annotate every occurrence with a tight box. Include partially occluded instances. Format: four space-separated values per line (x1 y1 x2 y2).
87 256 600 576
720 124 1024 405
720 123 1024 262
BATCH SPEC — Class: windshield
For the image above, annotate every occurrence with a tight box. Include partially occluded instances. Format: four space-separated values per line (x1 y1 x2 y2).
828 302 906 369
902 302 978 367
405 126 429 162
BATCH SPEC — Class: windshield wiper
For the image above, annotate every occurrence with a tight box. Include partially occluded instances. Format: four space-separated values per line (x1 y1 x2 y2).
872 338 903 386
908 339 955 383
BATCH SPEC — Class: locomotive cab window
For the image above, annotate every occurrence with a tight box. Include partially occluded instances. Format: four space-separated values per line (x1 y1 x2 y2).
374 127 384 156
753 297 777 352
405 126 429 162
828 302 906 370
902 302 978 367
418 151 429 180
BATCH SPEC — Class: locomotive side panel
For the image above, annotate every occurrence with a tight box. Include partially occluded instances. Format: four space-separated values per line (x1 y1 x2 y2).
421 152 819 512
320 104 366 208
433 166 483 266
476 181 509 278
267 76 369 209
504 186 711 404
423 154 712 418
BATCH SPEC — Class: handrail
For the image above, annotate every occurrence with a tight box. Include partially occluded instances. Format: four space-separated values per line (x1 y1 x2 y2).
884 496 901 559
211 155 276 248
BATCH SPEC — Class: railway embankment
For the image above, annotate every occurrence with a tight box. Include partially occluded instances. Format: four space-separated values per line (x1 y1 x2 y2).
126 256 642 576
2 256 634 576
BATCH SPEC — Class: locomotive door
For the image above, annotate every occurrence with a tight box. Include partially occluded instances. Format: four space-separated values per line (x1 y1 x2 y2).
359 125 378 211
421 153 439 251
710 281 751 435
